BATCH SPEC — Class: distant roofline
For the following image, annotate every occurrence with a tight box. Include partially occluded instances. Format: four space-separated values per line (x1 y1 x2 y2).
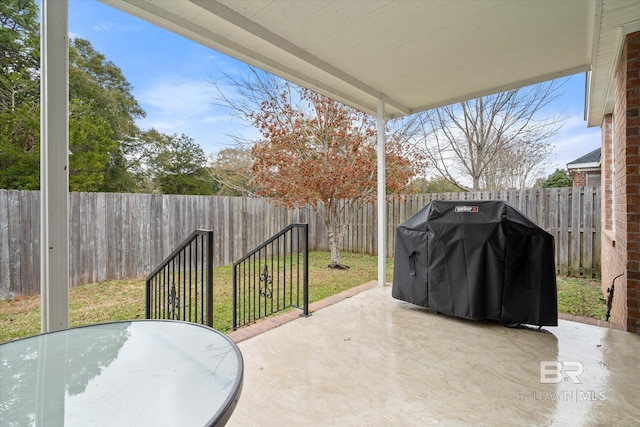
567 147 601 170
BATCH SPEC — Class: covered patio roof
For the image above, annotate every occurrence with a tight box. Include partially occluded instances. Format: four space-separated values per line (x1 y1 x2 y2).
101 0 640 124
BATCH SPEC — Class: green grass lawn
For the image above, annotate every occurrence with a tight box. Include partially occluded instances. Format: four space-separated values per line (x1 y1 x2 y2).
557 276 607 319
0 252 392 343
0 252 606 344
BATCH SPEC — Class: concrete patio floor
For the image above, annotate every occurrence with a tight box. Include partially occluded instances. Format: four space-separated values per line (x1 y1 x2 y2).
227 285 640 426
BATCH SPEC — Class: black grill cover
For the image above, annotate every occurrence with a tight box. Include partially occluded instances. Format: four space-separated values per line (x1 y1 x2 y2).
392 200 557 326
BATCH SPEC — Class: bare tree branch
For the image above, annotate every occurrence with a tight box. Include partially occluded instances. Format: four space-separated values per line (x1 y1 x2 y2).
416 80 564 190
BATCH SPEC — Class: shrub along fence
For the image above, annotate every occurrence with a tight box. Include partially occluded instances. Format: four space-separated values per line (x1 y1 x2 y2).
0 187 600 298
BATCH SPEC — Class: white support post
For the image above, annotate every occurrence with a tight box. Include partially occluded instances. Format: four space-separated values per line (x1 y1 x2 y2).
377 99 386 286
40 0 70 332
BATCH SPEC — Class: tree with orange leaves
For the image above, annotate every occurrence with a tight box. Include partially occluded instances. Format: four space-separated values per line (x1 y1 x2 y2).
244 83 419 268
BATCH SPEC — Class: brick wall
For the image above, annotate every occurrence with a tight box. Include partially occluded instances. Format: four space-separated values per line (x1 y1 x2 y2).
602 116 613 230
624 32 640 333
602 31 640 332
601 113 623 326
571 171 601 187
572 171 587 187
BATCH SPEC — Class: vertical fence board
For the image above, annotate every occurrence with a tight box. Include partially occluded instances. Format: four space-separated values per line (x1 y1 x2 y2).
593 186 602 275
0 191 11 297
7 192 22 295
557 188 571 275
95 193 106 282
583 186 594 278
547 189 560 273
69 192 80 287
19 191 35 295
536 189 546 230
571 188 582 276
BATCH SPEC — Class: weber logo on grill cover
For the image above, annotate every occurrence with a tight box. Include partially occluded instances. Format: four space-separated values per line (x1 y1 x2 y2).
454 205 478 213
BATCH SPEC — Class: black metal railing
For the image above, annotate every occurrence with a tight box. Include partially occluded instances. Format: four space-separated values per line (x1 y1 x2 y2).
232 224 309 330
146 230 214 326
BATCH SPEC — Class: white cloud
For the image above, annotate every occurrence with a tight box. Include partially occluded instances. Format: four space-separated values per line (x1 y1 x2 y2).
201 114 233 124
557 113 589 133
92 22 114 32
137 119 187 132
138 78 217 117
91 21 136 32
135 77 244 154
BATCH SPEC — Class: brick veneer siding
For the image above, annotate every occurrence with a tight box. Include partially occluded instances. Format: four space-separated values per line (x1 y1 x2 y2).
570 171 600 187
602 115 613 232
601 31 640 333
573 171 587 187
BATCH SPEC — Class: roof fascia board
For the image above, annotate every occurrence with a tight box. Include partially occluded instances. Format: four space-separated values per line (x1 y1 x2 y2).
600 27 626 124
567 162 600 169
590 18 640 126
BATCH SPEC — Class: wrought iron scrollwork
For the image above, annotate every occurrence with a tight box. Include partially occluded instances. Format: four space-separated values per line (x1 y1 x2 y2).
259 264 273 299
168 283 180 320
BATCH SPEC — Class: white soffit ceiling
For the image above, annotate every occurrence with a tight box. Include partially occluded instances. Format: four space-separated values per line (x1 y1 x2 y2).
100 0 627 123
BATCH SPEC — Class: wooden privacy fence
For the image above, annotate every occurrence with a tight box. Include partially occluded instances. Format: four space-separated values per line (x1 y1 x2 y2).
0 187 600 298
381 187 600 278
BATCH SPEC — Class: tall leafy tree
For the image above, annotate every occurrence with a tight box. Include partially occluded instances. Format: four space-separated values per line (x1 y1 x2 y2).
540 168 573 188
151 133 214 195
0 0 40 189
1 1 164 192
0 0 39 109
68 37 146 192
121 128 168 193
69 102 117 192
0 103 39 189
68 38 144 139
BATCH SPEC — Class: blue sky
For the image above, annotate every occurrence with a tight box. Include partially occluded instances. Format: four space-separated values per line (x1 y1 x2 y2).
68 0 601 173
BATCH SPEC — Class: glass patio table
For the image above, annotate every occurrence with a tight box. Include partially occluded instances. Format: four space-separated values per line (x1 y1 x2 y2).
0 320 243 426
